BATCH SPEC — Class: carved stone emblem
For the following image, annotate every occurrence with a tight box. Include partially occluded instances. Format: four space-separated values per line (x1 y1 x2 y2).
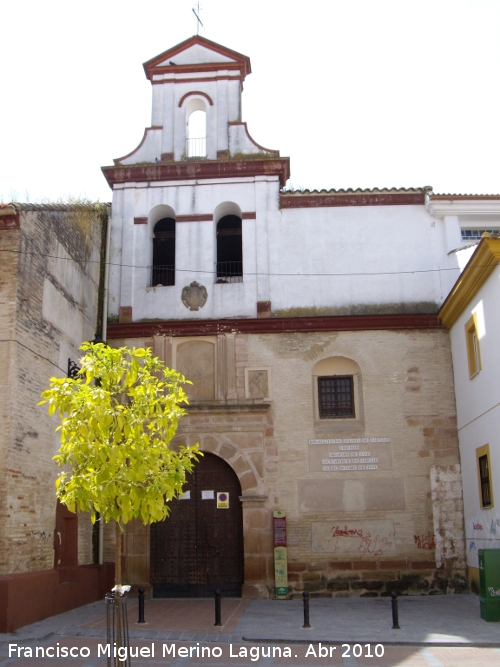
182 281 208 311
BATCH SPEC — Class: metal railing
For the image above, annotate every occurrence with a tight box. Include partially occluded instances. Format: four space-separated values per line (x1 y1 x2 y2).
105 593 131 667
151 265 175 286
186 137 206 158
215 261 243 283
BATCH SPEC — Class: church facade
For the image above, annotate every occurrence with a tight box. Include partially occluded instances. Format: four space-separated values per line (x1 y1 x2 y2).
102 36 472 598
5 34 500 633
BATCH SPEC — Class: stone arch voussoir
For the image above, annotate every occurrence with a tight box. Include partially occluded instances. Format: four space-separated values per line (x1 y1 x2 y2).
199 434 261 494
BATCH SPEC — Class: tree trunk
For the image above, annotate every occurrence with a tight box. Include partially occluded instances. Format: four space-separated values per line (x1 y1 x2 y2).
115 520 122 589
114 520 123 659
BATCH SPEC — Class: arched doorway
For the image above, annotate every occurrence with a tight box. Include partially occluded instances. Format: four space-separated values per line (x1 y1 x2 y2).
150 452 244 597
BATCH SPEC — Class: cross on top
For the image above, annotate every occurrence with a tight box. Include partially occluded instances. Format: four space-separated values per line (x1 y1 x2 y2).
192 2 204 35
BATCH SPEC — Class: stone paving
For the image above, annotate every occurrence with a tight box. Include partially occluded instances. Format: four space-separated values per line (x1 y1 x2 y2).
1 594 500 666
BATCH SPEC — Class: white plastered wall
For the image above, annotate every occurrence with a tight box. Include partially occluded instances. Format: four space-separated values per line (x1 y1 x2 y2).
108 175 279 320
108 185 469 320
269 204 458 313
122 76 242 164
449 265 500 568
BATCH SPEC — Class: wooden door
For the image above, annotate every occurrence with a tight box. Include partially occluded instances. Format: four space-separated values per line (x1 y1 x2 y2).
150 453 244 597
54 500 78 567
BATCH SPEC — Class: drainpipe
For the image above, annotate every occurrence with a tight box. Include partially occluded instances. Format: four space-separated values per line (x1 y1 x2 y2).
101 204 111 343
99 204 111 565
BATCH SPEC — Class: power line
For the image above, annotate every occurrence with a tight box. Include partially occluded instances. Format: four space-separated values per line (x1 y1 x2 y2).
0 338 67 375
0 247 468 278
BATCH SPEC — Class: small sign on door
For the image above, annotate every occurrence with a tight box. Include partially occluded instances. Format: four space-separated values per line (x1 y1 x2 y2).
217 492 229 509
201 490 214 500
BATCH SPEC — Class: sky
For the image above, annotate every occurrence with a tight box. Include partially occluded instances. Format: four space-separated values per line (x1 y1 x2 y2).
1 0 499 203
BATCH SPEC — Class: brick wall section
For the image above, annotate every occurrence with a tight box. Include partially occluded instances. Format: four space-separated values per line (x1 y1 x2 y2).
0 206 106 576
0 226 20 573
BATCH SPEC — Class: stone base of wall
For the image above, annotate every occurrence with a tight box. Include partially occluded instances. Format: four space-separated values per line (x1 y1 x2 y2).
287 560 468 598
242 582 271 599
467 565 480 596
0 563 115 633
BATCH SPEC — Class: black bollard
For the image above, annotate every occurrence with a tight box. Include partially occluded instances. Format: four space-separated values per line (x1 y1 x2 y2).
214 588 222 627
302 591 311 628
138 587 145 624
391 591 400 629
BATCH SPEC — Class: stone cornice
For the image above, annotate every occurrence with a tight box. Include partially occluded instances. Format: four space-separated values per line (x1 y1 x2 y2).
426 196 500 218
239 495 268 504
281 189 426 208
185 401 270 413
107 313 443 340
102 157 290 188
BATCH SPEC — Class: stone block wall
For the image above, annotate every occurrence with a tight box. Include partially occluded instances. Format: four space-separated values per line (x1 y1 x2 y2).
0 221 20 575
244 328 466 596
111 325 466 598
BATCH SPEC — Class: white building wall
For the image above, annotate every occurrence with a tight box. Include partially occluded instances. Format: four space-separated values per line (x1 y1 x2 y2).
108 184 467 320
107 38 474 322
109 176 277 320
448 265 500 570
270 204 454 313
123 76 243 164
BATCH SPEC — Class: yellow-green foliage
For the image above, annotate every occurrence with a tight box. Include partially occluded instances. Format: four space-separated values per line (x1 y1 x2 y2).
39 343 200 526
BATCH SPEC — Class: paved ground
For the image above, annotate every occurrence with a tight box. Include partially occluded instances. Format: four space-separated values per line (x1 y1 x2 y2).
2 594 500 666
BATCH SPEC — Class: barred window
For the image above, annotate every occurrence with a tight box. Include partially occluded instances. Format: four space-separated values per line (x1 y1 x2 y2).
152 217 176 286
461 228 499 241
318 375 355 419
479 454 492 508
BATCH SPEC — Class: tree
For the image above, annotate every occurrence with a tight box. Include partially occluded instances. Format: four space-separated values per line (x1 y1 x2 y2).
39 342 199 592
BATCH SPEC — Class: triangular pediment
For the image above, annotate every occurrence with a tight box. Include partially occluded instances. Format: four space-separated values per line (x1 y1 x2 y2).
143 35 251 80
156 43 236 67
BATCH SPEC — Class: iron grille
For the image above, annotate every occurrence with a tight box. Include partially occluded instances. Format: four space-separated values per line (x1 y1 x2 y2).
479 454 492 507
186 137 206 158
215 261 243 283
151 265 175 286
318 375 355 418
68 359 80 379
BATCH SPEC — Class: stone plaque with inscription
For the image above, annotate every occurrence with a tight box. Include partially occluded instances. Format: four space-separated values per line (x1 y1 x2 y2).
308 438 392 473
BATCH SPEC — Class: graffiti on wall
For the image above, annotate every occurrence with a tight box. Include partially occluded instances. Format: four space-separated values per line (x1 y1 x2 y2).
29 529 51 565
414 534 436 550
312 520 395 555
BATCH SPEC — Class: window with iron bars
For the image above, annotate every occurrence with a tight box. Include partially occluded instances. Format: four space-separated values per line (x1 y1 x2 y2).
216 214 243 283
152 218 175 286
318 375 355 419
479 454 492 508
461 228 500 241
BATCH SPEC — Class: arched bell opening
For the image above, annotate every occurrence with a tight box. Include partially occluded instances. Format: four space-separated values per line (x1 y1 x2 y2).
214 202 243 283
186 97 207 158
152 217 176 286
